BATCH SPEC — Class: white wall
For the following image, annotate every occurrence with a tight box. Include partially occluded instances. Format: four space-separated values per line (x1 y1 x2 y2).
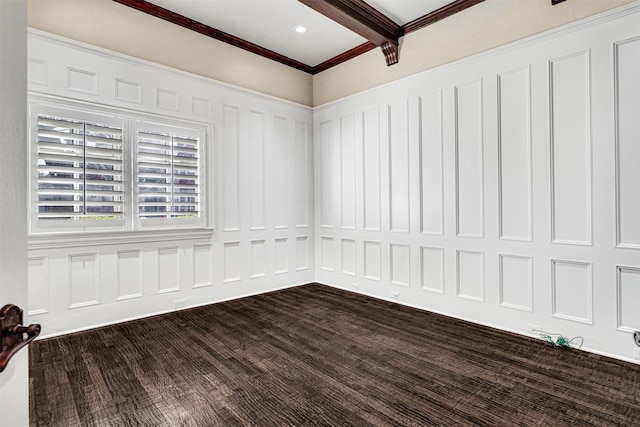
0 1 29 425
27 30 314 337
314 5 640 364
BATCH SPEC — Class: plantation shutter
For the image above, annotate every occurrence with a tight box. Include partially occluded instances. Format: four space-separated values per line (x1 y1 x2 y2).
136 129 199 220
36 114 124 220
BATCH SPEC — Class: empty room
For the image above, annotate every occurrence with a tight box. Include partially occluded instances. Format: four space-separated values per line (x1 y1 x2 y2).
1 0 639 425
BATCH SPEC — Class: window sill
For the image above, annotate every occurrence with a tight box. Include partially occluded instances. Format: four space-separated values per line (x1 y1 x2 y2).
28 228 215 250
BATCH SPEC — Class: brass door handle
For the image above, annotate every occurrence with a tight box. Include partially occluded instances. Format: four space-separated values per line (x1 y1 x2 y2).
0 304 41 372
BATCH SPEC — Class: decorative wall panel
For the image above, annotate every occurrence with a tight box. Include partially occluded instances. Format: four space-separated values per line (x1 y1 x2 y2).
498 67 532 241
320 120 337 228
362 107 381 232
116 250 142 300
615 38 640 248
249 111 266 230
222 105 241 231
156 88 179 110
616 266 640 331
321 237 335 271
341 114 356 230
389 101 410 233
158 247 180 293
191 96 211 117
552 259 592 324
273 116 289 229
550 51 592 245
499 254 532 311
67 67 97 95
27 257 48 315
296 236 309 271
250 240 267 279
456 250 484 301
419 91 444 236
294 121 309 228
68 253 99 308
192 244 213 288
275 238 289 274
114 78 141 104
390 244 410 287
341 239 356 276
364 241 381 281
420 246 444 294
455 80 484 238
223 241 242 283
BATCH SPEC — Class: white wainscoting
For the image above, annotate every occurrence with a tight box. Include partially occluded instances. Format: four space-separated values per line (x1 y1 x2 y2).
27 30 314 337
314 5 640 363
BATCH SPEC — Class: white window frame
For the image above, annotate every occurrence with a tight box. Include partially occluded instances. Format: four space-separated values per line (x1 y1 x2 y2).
28 97 210 237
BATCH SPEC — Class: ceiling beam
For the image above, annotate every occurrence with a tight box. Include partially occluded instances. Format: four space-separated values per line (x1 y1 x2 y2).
298 0 401 66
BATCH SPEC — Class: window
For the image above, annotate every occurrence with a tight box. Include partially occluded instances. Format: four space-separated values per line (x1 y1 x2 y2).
29 102 207 234
134 122 201 228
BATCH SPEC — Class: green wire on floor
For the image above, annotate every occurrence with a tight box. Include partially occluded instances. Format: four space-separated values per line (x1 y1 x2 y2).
540 331 584 349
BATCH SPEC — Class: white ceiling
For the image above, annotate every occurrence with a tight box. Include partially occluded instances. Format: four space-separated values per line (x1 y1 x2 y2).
145 0 453 67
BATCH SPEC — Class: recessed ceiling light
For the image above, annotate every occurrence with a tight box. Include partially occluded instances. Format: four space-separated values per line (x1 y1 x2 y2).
293 25 306 34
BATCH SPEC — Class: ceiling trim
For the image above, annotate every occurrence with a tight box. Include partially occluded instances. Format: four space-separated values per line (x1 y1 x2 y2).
298 0 400 66
112 0 485 75
112 0 315 73
403 0 485 35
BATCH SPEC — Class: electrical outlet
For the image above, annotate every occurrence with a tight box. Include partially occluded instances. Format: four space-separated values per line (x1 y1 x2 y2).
633 347 640 361
173 299 186 309
633 331 640 347
526 323 542 333
390 291 400 300
352 283 359 291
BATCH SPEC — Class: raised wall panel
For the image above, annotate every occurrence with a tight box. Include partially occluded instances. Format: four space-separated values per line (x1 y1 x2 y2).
498 67 532 241
455 80 484 238
69 253 99 308
116 250 142 300
67 67 97 95
28 58 47 85
296 236 309 271
419 91 444 235
389 101 410 233
420 246 444 294
364 241 381 281
320 120 337 228
341 239 356 276
617 266 640 331
191 96 211 117
294 121 309 228
362 107 381 231
499 254 533 311
158 247 180 293
275 238 289 274
222 105 240 231
615 38 640 248
390 244 410 287
274 117 289 228
115 78 141 104
193 244 213 288
321 237 335 271
456 250 484 301
552 259 592 324
28 257 48 315
156 88 179 110
251 240 267 278
550 51 592 245
223 241 241 283
341 114 356 229
249 111 266 230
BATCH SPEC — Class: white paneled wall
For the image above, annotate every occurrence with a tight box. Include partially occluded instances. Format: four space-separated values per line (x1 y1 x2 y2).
27 30 314 336
314 6 640 363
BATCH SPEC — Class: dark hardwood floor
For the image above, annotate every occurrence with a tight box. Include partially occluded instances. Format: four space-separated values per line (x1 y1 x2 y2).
30 284 640 426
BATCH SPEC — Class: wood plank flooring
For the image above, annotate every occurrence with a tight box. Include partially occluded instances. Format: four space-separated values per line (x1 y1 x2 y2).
30 284 640 426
